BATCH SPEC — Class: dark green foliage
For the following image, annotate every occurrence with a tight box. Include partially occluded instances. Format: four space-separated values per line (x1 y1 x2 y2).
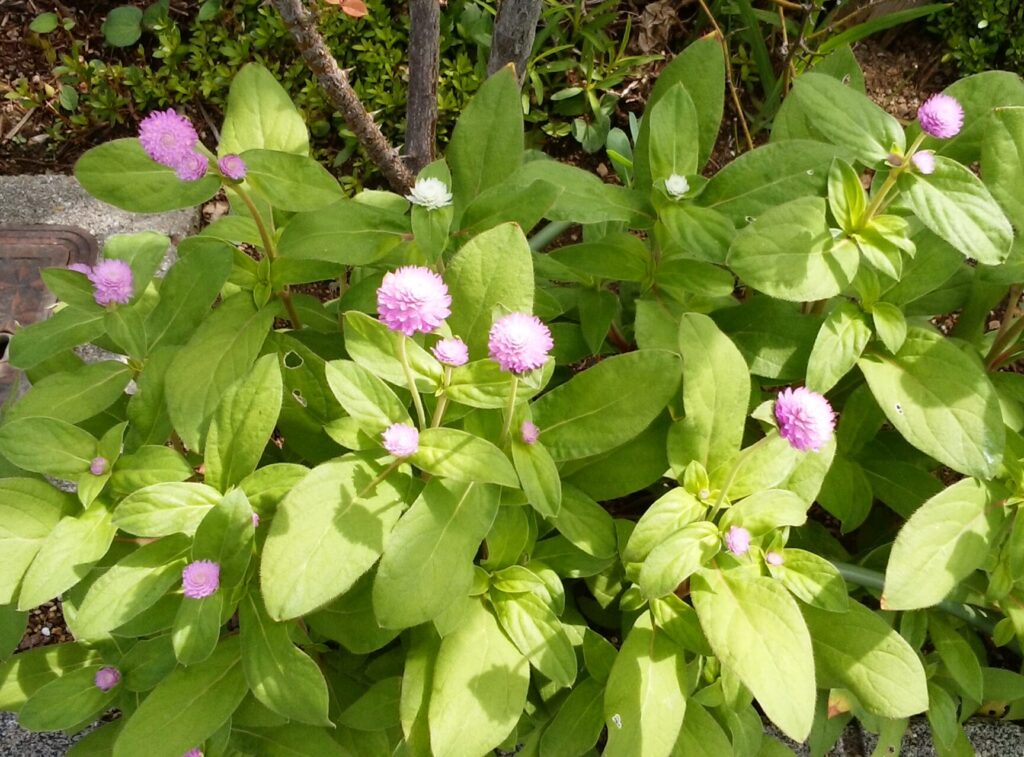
931 0 1024 75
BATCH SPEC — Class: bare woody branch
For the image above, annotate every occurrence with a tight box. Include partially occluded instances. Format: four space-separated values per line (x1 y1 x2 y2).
487 0 544 87
406 0 441 174
270 0 416 192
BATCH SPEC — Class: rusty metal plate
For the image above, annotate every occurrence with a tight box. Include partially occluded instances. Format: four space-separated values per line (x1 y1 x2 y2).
0 225 98 400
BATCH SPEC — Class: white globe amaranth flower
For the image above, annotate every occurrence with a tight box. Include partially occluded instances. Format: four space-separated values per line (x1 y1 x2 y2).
406 177 453 210
665 174 689 199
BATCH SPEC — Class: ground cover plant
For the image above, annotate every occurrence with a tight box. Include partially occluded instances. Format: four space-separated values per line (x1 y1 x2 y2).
3 35 1024 757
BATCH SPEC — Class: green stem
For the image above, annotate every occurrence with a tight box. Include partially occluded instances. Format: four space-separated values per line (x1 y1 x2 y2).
357 460 401 498
431 367 453 428
233 185 303 330
529 221 573 252
398 336 427 428
860 133 927 226
709 453 745 520
986 285 1024 368
500 375 520 445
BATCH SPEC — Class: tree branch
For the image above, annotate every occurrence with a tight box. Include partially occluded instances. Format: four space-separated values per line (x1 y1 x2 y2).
270 0 415 191
487 0 544 87
406 0 441 174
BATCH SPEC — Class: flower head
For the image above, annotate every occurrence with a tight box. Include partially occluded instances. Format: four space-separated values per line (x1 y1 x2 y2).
139 109 199 169
175 151 209 182
382 423 419 458
406 178 453 210
775 386 836 452
90 456 108 476
917 94 964 139
765 551 784 566
376 266 451 336
665 174 689 199
251 512 260 528
88 259 134 306
911 150 936 175
217 154 247 181
182 560 220 599
520 420 540 445
183 750 204 757
94 666 120 692
432 337 469 367
724 526 751 556
488 313 553 374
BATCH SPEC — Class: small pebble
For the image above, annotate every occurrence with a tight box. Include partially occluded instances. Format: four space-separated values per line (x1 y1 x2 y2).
40 627 50 637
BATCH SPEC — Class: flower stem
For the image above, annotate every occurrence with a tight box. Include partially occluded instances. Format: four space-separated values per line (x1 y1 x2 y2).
357 460 401 498
986 285 1024 368
860 133 927 227
398 336 427 428
233 184 303 330
431 367 452 428
500 375 520 445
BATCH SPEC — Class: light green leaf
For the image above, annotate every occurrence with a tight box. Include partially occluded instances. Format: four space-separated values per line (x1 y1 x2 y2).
692 568 815 741
307 570 399 654
146 240 233 349
324 359 409 436
18 666 115 732
277 200 408 265
512 436 562 518
981 106 1024 229
552 484 616 559
343 311 442 392
827 158 866 232
219 63 309 156
639 522 719 599
373 479 499 629
720 489 808 534
0 417 96 477
0 642 99 711
411 428 518 487
883 478 998 610
647 84 699 180
870 301 907 354
113 482 220 536
532 350 681 461
803 600 928 718
806 302 871 393
0 479 76 604
492 589 577 687
675 701 734 756
205 354 283 491
858 327 1004 478
8 307 105 371
770 549 847 612
929 613 984 702
261 456 411 620
428 600 528 757
241 149 343 212
539 676 605 756
623 488 705 566
231 724 346 757
8 361 130 424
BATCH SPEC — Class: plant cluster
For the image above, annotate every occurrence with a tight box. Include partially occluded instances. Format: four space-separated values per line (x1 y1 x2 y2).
3 38 1024 757
929 0 1024 76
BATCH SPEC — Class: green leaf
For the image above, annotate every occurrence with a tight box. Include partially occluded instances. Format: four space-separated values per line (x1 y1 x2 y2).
428 600 528 757
539 676 605 756
870 301 907 354
727 197 859 302
113 482 220 536
806 303 870 393
532 350 681 461
277 200 407 265
552 484 616 559
205 354 283 491
338 676 402 730
774 73 904 163
113 638 247 757
412 428 518 487
373 479 499 629
858 328 1004 478
110 445 192 496
445 358 551 409
676 313 750 473
446 223 534 355
8 361 130 424
492 589 577 686
507 160 650 225
261 456 411 619
307 570 399 654
18 501 115 611
324 359 409 435
0 642 99 711
883 478 999 610
623 488 705 566
770 549 847 612
18 666 115 732
71 535 190 640
75 139 219 212
981 106 1024 229
0 417 96 477
342 311 442 392
241 149 343 212
171 590 224 666
692 568 815 741
0 605 26 661
929 613 984 702
0 480 75 604
639 522 719 599
8 307 105 371
545 233 650 283
897 156 1013 265
165 295 275 450
936 72 1024 163
827 158 867 232
219 63 308 156
603 610 688 756
30 12 59 33
101 6 142 46
720 489 808 534
447 67 523 221
146 240 233 349
232 724 345 756
512 436 562 518
803 600 928 718
646 84 699 180
697 141 840 224
240 592 331 725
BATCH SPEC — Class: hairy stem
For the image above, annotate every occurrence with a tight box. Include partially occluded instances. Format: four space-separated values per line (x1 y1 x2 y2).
398 336 427 428
500 375 520 444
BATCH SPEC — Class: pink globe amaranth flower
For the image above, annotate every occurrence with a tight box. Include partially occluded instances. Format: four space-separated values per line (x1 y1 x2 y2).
175 151 209 182
432 337 469 367
217 154 247 181
765 551 784 566
182 560 220 599
376 266 451 337
67 262 92 275
138 109 199 168
90 456 108 476
94 666 120 691
251 512 260 528
911 150 936 175
725 526 751 556
775 386 836 452
182 750 203 757
520 420 540 445
488 313 553 374
917 93 964 139
382 423 419 458
87 259 134 306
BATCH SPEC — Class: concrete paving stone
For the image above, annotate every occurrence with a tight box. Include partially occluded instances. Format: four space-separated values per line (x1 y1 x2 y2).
0 713 80 756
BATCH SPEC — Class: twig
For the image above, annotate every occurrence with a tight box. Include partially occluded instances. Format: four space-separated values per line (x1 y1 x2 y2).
406 0 440 174
270 0 414 192
694 4 754 152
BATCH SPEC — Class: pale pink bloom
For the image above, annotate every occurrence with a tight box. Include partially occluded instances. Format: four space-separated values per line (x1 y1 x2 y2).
182 560 220 599
94 666 120 691
911 150 936 175
376 266 451 336
88 259 133 306
138 108 199 168
382 423 419 458
765 551 784 566
217 154 247 181
725 526 751 556
488 313 553 374
175 151 209 182
775 387 835 452
90 456 108 476
520 420 540 445
917 94 964 139
432 337 469 367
